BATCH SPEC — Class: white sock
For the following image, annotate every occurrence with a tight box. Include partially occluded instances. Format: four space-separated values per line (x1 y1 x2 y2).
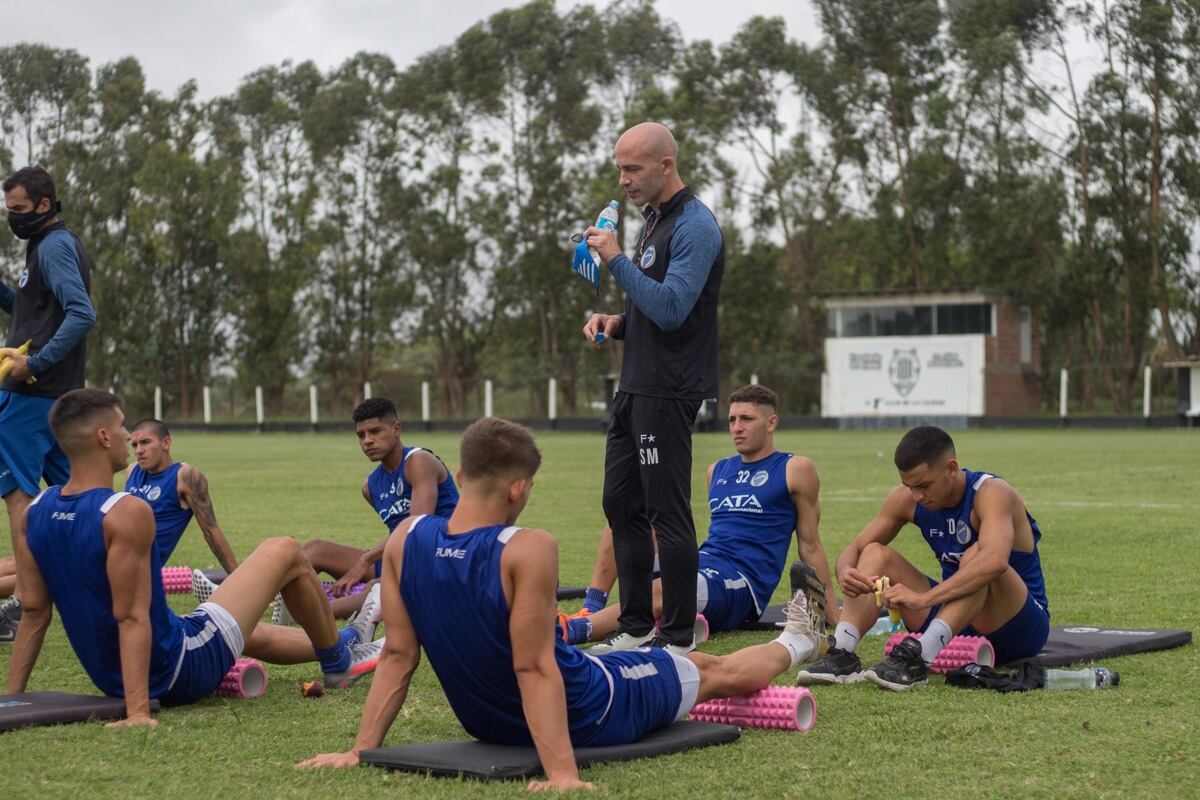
833 621 861 652
773 631 817 668
921 618 954 664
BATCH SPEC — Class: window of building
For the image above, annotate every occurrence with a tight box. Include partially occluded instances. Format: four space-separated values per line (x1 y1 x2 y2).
826 301 993 337
880 305 932 335
936 303 992 335
839 307 874 337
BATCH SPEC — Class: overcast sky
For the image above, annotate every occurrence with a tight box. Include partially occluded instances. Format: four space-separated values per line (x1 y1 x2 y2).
3 1 821 99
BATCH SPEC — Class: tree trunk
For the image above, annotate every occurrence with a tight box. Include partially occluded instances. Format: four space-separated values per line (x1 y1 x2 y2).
885 78 924 288
1147 72 1180 360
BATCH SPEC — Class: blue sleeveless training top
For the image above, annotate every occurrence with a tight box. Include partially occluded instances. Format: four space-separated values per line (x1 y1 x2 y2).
912 468 1048 613
366 446 459 531
125 462 193 563
25 487 186 698
399 515 615 745
700 451 796 612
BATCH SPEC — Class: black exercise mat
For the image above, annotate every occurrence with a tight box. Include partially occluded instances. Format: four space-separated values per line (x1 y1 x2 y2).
0 692 161 732
360 720 740 780
738 604 785 631
1003 626 1192 668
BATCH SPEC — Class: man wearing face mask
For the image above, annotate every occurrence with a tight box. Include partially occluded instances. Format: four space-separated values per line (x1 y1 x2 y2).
0 165 96 643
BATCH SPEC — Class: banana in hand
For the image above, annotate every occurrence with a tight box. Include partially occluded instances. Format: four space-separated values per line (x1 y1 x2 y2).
0 340 38 384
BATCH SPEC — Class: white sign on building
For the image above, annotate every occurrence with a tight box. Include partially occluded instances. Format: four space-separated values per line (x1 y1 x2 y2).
824 335 985 417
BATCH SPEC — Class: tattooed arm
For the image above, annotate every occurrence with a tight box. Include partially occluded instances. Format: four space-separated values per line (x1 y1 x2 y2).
178 464 239 573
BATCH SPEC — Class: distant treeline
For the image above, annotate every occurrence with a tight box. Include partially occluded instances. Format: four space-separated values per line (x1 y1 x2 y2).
0 0 1196 418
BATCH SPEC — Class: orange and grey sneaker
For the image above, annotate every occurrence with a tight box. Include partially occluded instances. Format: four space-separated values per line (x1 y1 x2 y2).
324 638 384 688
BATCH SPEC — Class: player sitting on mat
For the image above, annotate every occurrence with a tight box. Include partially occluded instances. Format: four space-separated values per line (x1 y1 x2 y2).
797 425 1050 691
5 389 384 724
566 384 839 650
299 417 828 790
297 397 458 620
124 418 239 573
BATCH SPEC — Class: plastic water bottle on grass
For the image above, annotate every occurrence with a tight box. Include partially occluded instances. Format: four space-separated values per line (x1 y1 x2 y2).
1044 667 1119 690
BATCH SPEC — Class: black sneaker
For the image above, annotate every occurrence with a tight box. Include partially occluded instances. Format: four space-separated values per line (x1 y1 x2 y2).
0 596 21 624
863 636 929 691
0 611 15 644
795 646 863 685
789 561 827 636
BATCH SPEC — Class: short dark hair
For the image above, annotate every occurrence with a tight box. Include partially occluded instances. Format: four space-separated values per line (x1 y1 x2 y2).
130 418 170 439
728 384 779 413
353 397 398 424
49 389 122 449
459 417 541 482
3 165 57 207
894 426 956 471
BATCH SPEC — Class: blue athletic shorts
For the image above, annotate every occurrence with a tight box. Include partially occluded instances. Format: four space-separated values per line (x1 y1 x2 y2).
0 391 69 498
159 602 244 706
695 553 759 632
917 577 1050 664
580 648 696 748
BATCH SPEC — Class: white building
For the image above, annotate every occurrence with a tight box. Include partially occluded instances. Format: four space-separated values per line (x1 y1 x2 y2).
822 290 1039 420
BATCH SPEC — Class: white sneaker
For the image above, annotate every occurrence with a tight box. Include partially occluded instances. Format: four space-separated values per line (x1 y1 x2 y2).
271 593 294 626
781 567 828 662
346 583 382 643
587 630 653 655
324 637 384 688
192 569 218 604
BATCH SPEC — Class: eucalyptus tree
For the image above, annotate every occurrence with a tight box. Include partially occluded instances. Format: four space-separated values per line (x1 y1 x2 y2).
303 52 411 408
224 60 323 413
480 0 608 414
390 27 503 416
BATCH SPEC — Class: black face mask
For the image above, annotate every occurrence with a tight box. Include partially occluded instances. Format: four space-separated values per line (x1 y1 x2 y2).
8 200 61 240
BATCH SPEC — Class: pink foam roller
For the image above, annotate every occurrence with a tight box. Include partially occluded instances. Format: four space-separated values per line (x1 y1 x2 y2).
321 581 368 600
213 657 268 699
161 566 193 594
884 633 994 674
689 686 816 732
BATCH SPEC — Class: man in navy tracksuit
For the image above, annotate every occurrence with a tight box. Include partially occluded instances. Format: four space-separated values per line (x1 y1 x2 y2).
583 122 724 654
0 166 96 643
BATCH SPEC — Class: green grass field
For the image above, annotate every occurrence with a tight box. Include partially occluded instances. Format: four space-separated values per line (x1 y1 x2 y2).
3 428 1198 799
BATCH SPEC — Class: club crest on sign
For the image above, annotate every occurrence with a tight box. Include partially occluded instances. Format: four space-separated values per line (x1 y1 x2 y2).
640 245 656 270
888 349 920 397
